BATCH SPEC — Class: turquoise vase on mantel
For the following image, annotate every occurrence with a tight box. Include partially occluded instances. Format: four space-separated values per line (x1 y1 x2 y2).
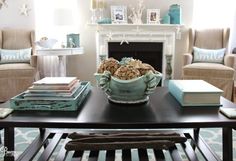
168 4 182 24
161 13 170 24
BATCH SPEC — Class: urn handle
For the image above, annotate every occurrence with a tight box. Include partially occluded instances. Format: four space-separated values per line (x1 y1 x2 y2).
99 71 111 95
145 72 162 95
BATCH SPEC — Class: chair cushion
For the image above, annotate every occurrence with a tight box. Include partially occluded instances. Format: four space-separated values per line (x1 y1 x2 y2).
183 63 234 79
0 48 31 64
0 63 36 78
193 47 225 64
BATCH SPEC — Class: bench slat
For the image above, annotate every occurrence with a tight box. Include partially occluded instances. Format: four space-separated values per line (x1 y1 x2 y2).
153 149 165 161
122 149 131 161
71 150 84 161
88 150 99 161
16 132 51 161
105 150 115 161
169 145 183 161
54 137 71 161
37 133 63 161
180 133 199 161
138 149 149 161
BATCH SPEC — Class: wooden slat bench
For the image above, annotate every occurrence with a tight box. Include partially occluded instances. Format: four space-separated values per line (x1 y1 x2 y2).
16 130 221 161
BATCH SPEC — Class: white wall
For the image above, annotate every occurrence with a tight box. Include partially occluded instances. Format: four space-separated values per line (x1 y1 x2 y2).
0 0 194 84
0 0 35 29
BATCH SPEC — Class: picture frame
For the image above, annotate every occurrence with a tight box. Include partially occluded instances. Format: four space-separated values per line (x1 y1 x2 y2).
66 33 80 48
147 9 161 24
111 6 127 24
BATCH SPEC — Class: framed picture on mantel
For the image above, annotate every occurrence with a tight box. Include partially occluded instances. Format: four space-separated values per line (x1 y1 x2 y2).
147 9 161 24
111 6 127 24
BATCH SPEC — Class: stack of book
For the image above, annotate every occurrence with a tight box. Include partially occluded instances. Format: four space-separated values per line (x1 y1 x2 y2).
10 77 91 111
23 77 81 100
168 80 223 107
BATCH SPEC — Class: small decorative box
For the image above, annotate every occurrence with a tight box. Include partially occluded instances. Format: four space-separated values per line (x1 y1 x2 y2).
10 81 91 111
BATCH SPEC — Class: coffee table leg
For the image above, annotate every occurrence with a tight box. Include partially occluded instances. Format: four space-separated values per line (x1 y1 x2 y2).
223 127 232 161
4 127 14 161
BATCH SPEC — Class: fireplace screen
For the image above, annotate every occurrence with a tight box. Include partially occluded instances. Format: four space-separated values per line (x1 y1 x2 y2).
108 42 163 72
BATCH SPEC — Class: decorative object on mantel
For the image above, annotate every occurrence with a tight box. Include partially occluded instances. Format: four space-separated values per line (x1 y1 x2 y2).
161 13 170 24
147 9 161 24
97 0 106 21
94 57 162 104
90 0 98 23
168 4 182 24
0 0 7 9
111 6 127 24
19 3 30 16
97 18 112 24
128 0 145 24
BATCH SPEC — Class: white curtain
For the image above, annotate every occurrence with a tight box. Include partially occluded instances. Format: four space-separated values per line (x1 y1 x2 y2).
193 0 236 51
34 0 79 78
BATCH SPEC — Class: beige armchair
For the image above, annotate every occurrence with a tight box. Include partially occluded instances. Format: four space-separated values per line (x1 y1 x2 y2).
0 29 38 102
182 28 235 101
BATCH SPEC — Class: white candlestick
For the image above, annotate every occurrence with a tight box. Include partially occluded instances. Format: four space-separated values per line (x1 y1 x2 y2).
91 0 97 10
98 0 105 9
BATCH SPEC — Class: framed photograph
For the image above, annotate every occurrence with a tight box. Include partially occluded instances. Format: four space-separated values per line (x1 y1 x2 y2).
147 9 161 24
111 6 127 24
66 33 80 48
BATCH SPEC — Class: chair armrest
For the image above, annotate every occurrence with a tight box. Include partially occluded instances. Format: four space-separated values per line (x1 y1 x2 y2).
183 53 193 66
224 54 236 68
30 55 37 68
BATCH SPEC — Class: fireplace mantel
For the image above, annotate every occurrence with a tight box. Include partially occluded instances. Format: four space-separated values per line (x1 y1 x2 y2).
88 23 183 32
91 24 184 82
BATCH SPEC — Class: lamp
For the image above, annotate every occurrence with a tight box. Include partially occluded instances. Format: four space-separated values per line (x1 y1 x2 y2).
53 8 75 47
54 8 74 26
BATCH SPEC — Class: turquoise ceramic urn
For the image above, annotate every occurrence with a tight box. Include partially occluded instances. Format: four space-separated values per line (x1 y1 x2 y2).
94 71 162 104
169 4 182 24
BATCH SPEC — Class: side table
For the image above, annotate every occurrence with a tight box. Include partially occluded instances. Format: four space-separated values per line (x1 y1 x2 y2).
36 47 84 77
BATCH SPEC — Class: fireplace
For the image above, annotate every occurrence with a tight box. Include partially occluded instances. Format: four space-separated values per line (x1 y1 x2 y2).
108 42 163 72
94 24 182 83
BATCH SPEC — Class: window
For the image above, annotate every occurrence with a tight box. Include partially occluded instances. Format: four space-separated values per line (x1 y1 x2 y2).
193 0 235 28
193 0 236 51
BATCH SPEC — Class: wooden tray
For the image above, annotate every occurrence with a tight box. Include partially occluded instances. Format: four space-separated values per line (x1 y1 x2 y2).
10 81 91 111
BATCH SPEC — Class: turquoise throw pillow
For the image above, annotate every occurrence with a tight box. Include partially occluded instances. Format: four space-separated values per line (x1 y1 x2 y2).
193 47 225 64
0 48 31 64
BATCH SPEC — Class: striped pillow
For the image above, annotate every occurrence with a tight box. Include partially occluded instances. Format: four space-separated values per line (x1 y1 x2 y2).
193 47 225 64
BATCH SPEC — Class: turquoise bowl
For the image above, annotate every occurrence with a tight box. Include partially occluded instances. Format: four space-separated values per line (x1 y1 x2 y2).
94 71 162 104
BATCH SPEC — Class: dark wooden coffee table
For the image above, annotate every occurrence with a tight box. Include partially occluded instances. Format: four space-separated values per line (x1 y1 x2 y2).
0 87 236 161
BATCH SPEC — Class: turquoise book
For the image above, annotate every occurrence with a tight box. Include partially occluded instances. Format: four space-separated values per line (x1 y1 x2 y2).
168 80 223 106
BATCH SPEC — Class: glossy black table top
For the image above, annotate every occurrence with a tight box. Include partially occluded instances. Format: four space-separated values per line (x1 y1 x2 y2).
0 87 236 129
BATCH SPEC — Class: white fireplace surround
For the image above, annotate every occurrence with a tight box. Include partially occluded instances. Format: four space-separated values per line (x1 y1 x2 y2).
93 24 183 81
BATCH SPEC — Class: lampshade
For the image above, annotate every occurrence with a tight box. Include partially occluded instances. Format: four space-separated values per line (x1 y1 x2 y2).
54 8 74 26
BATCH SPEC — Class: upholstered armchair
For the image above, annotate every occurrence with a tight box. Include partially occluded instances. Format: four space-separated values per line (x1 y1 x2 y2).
0 29 38 102
182 28 235 101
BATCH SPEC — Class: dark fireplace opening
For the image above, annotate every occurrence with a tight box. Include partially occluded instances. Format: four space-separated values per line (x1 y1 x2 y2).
108 42 163 72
